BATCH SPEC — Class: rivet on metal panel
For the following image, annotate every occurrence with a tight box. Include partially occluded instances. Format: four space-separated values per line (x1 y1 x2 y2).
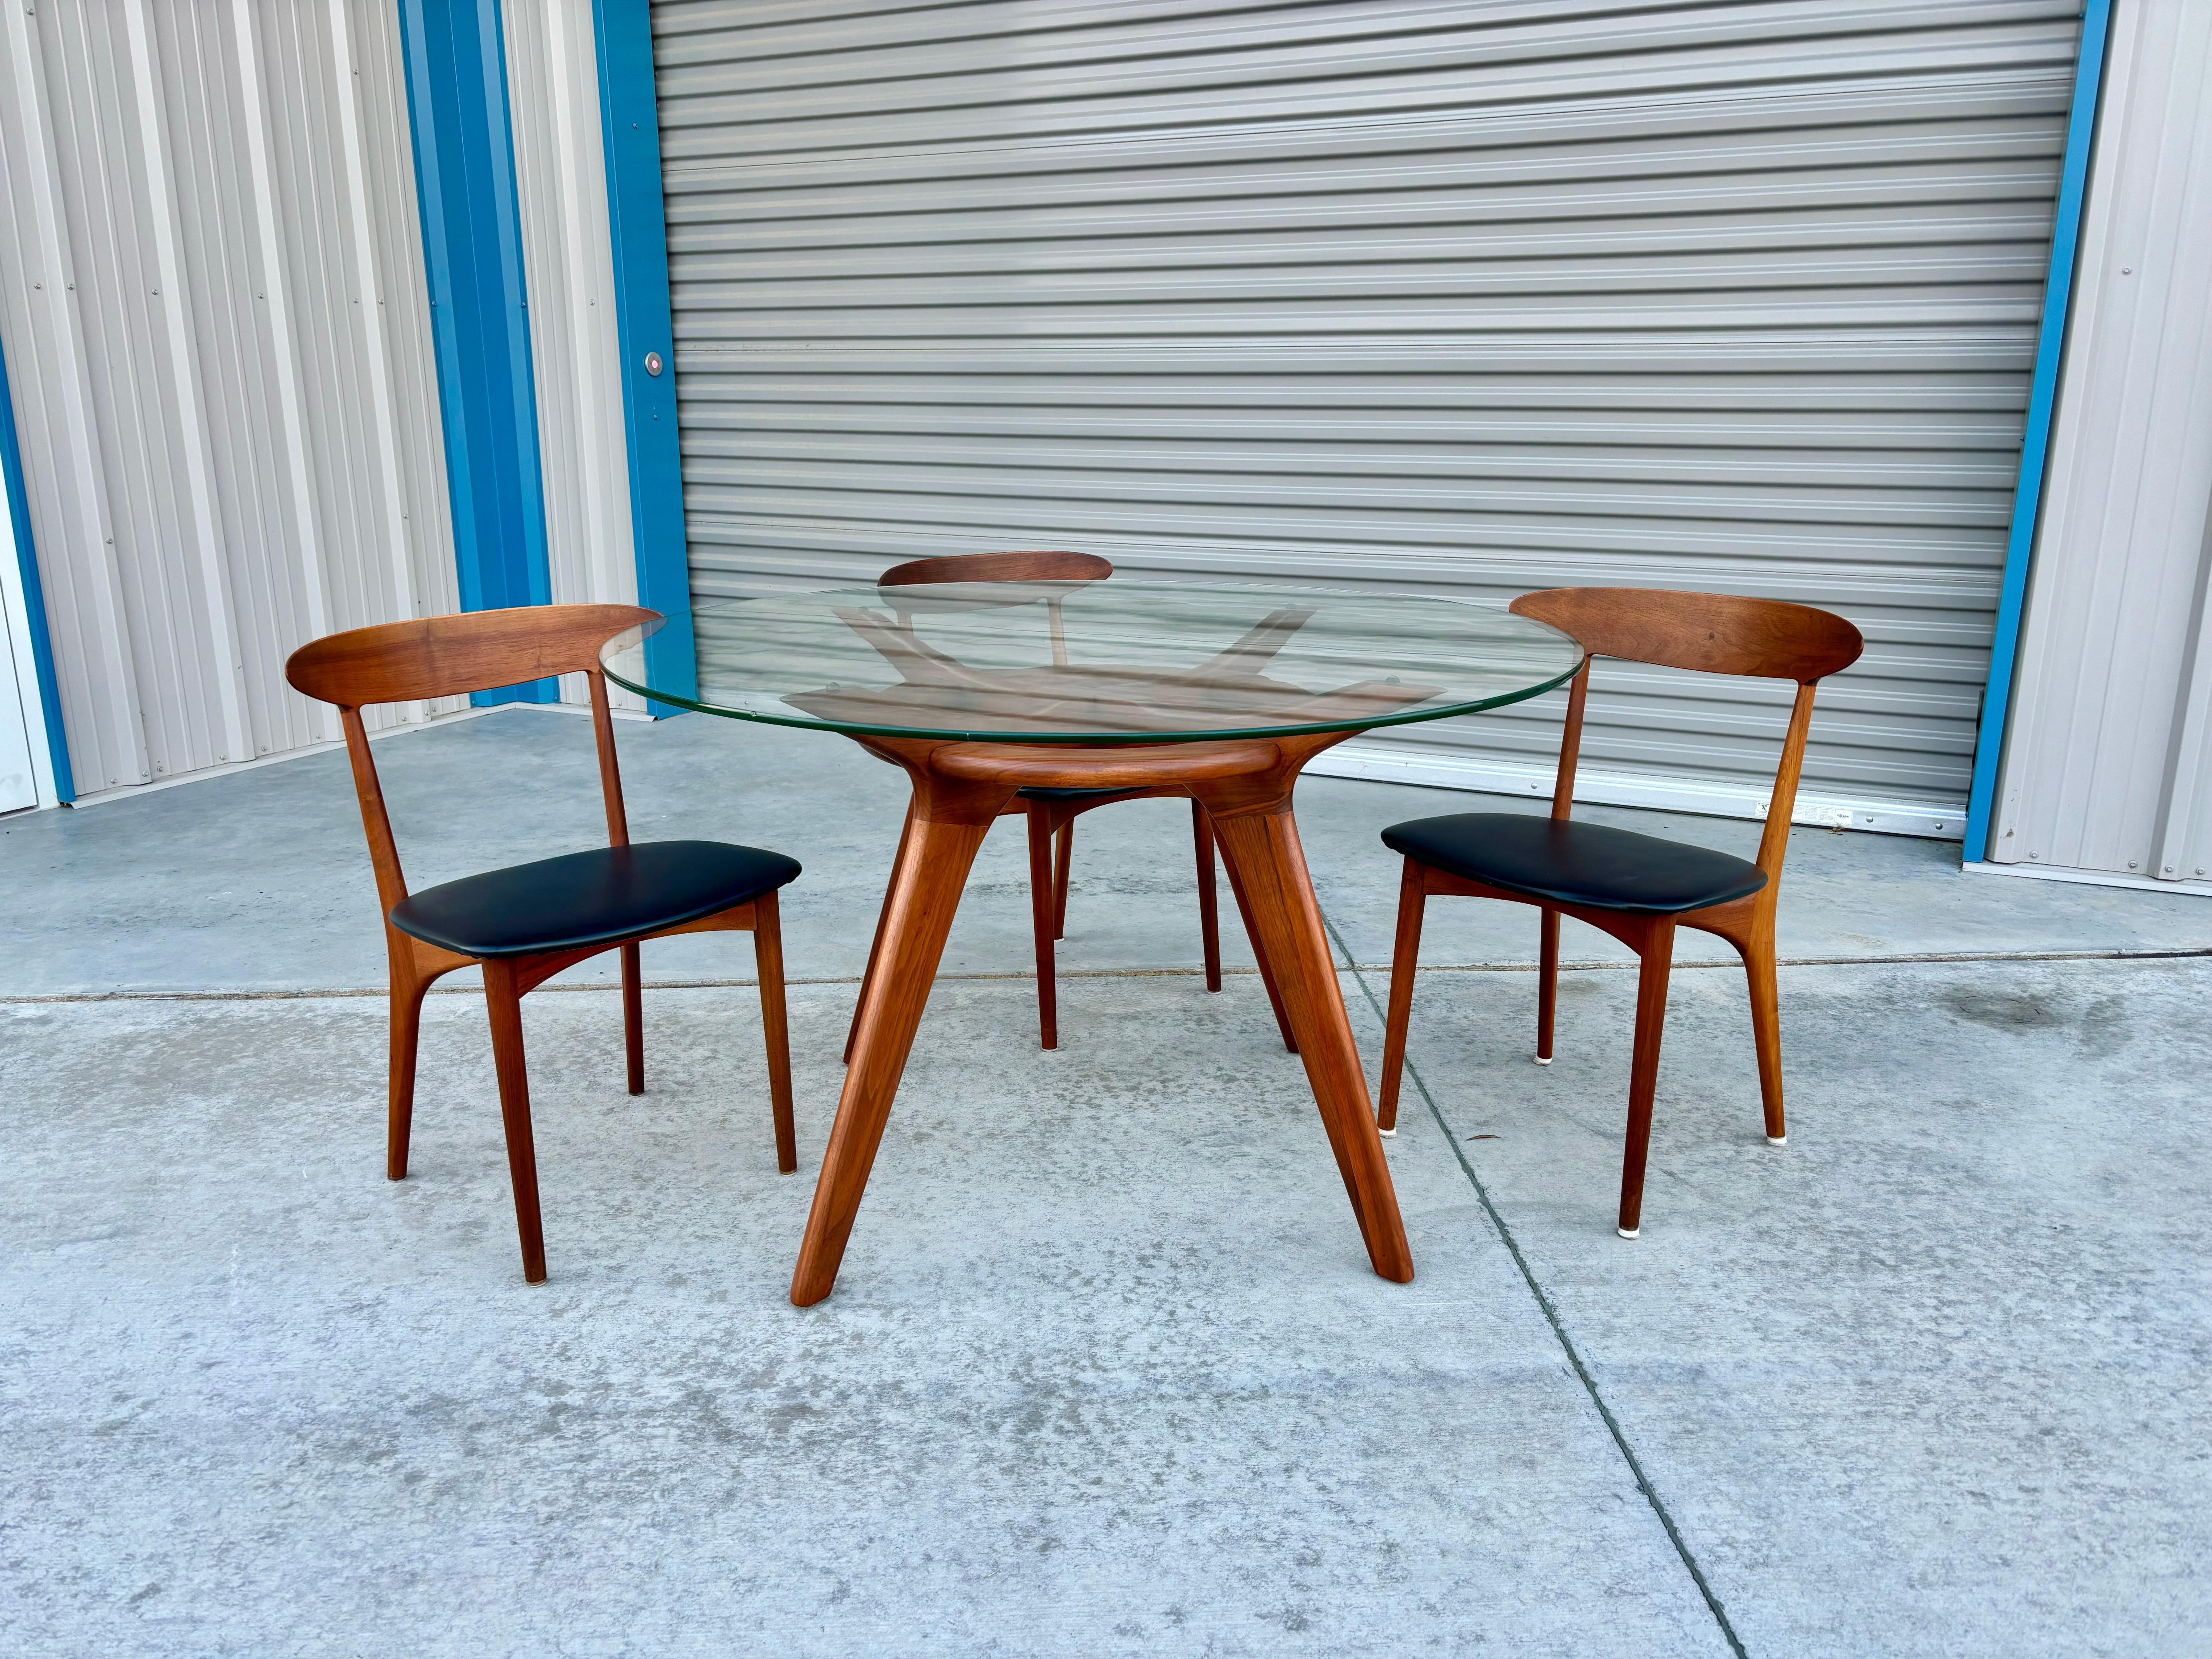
2128 861 2138 868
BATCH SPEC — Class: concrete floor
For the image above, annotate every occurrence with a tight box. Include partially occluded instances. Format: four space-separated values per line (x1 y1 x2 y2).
3 707 2208 1656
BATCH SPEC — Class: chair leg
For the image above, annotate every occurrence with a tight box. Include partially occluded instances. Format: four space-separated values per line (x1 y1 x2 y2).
845 800 915 1064
1617 919 1676 1241
752 891 799 1173
482 958 548 1284
621 941 644 1096
1741 930 1787 1144
386 966 432 1182
1220 838 1298 1053
1536 908 1560 1064
1026 802 1060 1050
1192 802 1223 993
1051 817 1074 939
1377 859 1427 1135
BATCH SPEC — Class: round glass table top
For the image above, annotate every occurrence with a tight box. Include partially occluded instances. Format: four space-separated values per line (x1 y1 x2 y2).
601 579 1584 744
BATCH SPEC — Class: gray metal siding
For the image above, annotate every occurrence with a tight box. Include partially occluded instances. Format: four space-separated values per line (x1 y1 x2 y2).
651 0 2085 831
0 0 462 799
1990 0 2212 888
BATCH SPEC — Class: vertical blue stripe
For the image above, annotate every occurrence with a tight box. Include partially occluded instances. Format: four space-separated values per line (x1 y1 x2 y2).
1963 0 2114 859
397 0 556 706
592 0 697 709
0 322 74 803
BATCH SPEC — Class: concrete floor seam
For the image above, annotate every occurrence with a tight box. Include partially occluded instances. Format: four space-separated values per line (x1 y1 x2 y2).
9 942 2210 1008
1324 911 1752 1659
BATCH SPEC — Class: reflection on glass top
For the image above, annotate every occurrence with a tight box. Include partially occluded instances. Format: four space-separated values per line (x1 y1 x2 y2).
601 580 1584 744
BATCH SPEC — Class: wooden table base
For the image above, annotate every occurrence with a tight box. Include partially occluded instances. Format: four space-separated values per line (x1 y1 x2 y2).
789 732 1414 1305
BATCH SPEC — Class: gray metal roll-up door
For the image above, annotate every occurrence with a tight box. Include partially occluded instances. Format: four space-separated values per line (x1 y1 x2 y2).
649 0 2087 836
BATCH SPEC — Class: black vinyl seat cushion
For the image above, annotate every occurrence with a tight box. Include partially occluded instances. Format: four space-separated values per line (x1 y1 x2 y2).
390 840 801 959
1015 785 1146 803
1381 813 1766 915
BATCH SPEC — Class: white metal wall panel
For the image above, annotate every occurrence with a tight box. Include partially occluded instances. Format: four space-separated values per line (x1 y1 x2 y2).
1990 0 2212 888
0 514 40 811
0 0 461 799
503 0 645 713
651 0 2087 836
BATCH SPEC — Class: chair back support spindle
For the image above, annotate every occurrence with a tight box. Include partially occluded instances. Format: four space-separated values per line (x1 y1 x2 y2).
1550 661 1592 821
286 604 662 912
1508 588 1863 883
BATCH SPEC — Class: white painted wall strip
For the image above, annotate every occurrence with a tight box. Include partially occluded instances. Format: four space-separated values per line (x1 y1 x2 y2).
503 0 641 709
123 0 253 772
229 0 333 742
326 0 427 728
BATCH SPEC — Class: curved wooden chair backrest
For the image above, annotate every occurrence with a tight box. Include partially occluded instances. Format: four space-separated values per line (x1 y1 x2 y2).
878 550 1112 586
285 603 660 708
1509 587 1862 683
1506 587 1864 890
284 604 662 917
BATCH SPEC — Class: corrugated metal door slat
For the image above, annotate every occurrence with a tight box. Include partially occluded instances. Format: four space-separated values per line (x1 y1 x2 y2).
653 0 2086 833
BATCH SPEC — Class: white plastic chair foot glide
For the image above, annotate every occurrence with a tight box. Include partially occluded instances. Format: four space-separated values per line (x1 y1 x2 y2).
1767 1134 1788 1146
1379 1127 1397 1139
1616 1226 1639 1240
1534 1055 1552 1066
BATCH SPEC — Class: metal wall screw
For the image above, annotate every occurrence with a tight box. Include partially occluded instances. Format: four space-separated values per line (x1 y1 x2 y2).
644 351 663 376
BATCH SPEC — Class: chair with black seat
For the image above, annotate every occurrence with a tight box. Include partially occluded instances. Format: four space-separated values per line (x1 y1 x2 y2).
842 550 1298 1054
285 604 802 1284
1375 587 1863 1238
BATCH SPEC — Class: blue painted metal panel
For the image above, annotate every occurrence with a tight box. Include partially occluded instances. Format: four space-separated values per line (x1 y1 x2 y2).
397 0 556 706
0 323 74 803
592 0 697 709
1963 0 2114 860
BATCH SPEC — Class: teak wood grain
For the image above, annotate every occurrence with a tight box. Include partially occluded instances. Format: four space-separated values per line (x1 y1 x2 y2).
877 550 1113 587
1378 587 1861 1238
840 552 1294 1054
794 730 1412 1307
287 605 799 1284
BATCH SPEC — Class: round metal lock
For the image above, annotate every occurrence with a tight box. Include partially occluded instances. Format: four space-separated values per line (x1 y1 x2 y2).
644 351 663 377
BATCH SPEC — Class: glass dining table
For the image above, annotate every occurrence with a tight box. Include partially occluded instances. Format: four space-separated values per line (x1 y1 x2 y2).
603 577 1583 1305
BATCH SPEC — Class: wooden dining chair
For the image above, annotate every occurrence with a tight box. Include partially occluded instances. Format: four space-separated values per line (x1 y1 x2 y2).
1375 587 1863 1238
842 550 1297 1054
285 604 802 1284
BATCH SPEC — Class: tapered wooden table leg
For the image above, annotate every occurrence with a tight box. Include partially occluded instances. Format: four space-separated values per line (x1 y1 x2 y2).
1199 794 1415 1284
791 782 1012 1305
792 736 1412 1304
